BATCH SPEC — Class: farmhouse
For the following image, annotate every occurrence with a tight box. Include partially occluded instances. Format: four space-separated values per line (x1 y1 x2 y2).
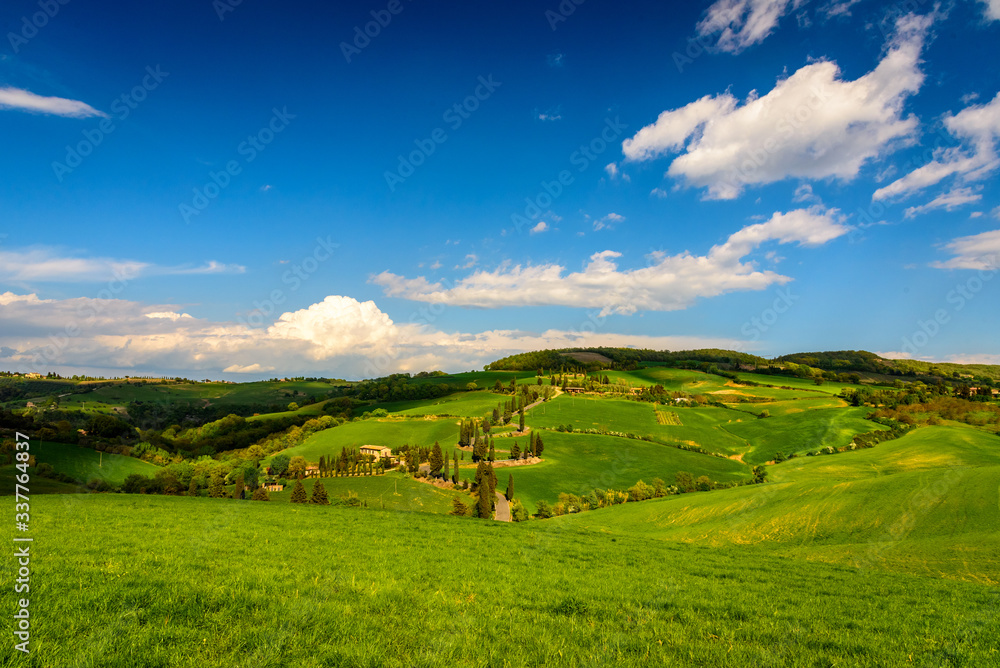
304 465 319 478
263 482 284 492
360 445 393 460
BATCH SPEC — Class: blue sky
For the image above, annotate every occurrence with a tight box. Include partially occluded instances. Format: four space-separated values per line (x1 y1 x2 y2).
1 0 999 379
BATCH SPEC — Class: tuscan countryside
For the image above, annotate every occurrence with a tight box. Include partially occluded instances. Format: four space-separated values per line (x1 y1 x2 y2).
2 1 999 667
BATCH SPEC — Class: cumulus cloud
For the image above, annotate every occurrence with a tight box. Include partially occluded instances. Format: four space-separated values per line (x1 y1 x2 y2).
873 92 1000 202
903 186 982 218
980 0 1000 21
0 247 244 283
0 87 106 118
372 207 848 315
625 13 931 199
224 363 275 373
931 229 1000 270
0 291 746 379
529 221 549 235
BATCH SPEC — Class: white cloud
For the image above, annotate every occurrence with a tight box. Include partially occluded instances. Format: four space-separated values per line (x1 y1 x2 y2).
931 228 1000 270
980 0 1000 21
873 92 1000 202
696 0 799 54
605 163 619 178
650 188 669 198
903 186 982 218
593 213 625 231
792 183 822 204
430 260 443 270
820 0 861 18
0 87 106 118
625 13 931 199
970 211 983 218
0 291 748 379
0 247 244 283
530 221 549 235
224 363 275 373
372 207 848 315
455 254 478 270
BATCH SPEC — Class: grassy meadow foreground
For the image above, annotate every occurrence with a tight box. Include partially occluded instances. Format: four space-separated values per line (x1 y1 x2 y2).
2 348 999 665
5 495 998 668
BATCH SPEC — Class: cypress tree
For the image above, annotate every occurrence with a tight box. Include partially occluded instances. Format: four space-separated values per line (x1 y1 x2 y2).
290 479 308 503
442 451 450 481
506 474 514 501
209 473 224 498
510 441 520 460
452 451 459 484
311 479 330 505
536 435 544 457
430 441 444 476
251 486 270 501
477 487 492 519
518 406 525 432
488 441 495 462
232 471 245 500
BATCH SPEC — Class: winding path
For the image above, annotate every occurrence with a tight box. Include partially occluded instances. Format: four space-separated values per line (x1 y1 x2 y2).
493 491 511 522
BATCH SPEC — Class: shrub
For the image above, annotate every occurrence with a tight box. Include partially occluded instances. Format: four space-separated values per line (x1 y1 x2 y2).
535 500 553 519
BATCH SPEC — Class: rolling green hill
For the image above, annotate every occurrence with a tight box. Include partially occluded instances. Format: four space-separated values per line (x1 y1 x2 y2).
555 424 1000 582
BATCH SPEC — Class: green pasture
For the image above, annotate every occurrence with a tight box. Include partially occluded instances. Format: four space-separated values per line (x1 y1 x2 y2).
722 407 882 464
558 425 1000 583
508 430 749 509
529 395 750 454
277 418 460 462
6 493 997 667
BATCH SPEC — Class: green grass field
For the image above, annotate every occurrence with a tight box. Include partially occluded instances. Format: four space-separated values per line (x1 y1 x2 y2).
529 396 750 454
377 390 509 417
265 471 470 513
557 424 1000 583
723 407 883 464
5 493 997 667
508 430 749 509
277 418 460 462
0 441 159 492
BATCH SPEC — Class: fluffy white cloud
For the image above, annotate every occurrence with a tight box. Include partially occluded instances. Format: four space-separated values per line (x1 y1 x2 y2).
529 221 549 235
0 247 244 283
0 292 746 379
931 229 1000 270
268 296 401 358
981 0 1000 21
224 363 275 373
696 0 800 54
873 92 1000 201
372 207 848 315
625 14 931 199
0 87 106 118
903 187 982 218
